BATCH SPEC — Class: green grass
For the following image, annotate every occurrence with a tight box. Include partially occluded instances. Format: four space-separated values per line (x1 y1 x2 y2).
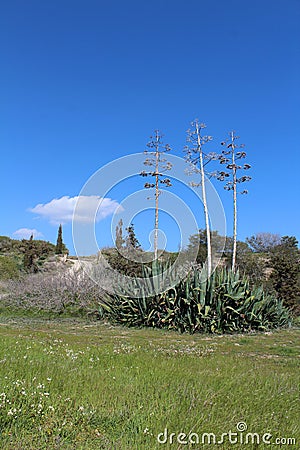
0 317 299 449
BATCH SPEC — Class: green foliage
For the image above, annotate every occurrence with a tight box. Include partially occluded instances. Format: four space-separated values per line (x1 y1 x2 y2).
19 239 56 258
270 236 300 313
235 252 267 287
0 236 15 253
125 223 141 250
102 247 144 277
102 223 143 277
21 237 57 272
224 238 251 258
23 234 38 272
102 247 179 279
187 230 251 266
186 230 208 264
0 236 56 274
186 229 226 264
0 256 20 280
100 263 291 334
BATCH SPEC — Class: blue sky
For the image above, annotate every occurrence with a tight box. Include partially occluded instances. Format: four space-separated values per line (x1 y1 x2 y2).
0 0 299 254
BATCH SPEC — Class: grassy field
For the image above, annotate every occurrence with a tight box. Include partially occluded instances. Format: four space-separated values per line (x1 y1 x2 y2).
0 317 299 449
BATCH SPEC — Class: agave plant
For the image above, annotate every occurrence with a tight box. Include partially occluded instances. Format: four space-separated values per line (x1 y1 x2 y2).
99 262 291 334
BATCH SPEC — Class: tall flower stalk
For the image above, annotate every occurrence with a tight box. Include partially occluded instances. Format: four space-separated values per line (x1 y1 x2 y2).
217 131 251 271
140 130 172 260
184 120 215 277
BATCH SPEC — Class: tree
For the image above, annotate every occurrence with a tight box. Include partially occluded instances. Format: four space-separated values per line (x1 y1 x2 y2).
102 247 143 278
23 234 38 272
269 236 300 312
216 131 251 272
140 130 172 260
246 232 281 253
184 120 216 277
234 249 267 287
115 218 125 250
125 223 141 250
224 238 251 258
55 224 67 255
187 229 227 266
0 235 55 275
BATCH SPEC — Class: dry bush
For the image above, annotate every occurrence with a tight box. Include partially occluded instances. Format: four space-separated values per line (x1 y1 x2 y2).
4 267 104 315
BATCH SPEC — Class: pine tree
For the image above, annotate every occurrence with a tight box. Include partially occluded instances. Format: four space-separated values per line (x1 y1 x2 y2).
125 223 141 250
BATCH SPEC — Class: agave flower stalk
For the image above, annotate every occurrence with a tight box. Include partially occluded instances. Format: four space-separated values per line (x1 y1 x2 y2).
184 120 215 277
140 130 172 260
217 131 251 272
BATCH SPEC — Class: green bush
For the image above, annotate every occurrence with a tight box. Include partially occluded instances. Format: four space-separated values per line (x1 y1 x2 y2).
269 236 300 313
0 236 56 273
0 256 20 280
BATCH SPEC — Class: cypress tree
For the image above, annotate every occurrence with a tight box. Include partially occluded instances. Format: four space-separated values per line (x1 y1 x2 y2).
115 219 125 250
23 234 37 272
55 224 65 255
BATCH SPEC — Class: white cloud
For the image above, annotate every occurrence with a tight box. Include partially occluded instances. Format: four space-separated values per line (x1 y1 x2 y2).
13 228 44 239
29 195 122 224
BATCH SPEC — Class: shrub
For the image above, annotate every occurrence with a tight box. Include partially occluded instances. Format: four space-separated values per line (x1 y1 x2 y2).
269 236 300 313
4 268 104 316
0 256 20 280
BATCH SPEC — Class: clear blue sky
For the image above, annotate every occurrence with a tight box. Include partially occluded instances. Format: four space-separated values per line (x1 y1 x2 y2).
0 0 299 254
